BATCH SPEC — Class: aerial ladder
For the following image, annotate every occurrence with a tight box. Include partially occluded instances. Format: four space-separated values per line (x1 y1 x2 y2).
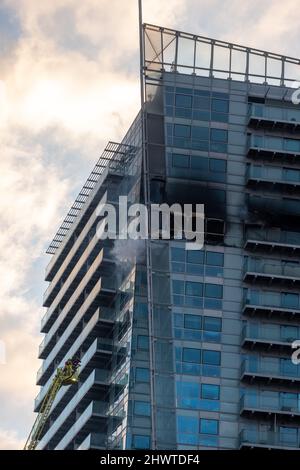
24 358 81 450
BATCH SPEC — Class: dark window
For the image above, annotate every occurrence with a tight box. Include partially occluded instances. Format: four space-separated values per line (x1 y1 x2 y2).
204 316 222 332
209 158 227 173
187 250 205 264
194 96 210 109
186 281 203 297
171 247 185 262
172 153 190 168
192 126 210 140
184 314 202 330
183 348 201 363
174 124 191 137
202 350 221 365
205 283 223 298
173 280 184 295
211 99 229 113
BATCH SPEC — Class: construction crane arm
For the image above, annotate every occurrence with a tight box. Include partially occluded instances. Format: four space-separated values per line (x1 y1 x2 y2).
24 358 80 450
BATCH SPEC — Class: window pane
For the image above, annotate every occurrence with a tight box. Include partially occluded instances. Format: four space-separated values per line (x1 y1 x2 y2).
137 335 149 350
194 96 210 109
183 348 201 363
187 250 204 264
209 158 227 173
173 280 184 295
201 384 220 400
192 126 210 140
186 281 203 296
211 128 228 142
171 247 185 262
177 415 198 434
132 435 150 449
204 316 222 332
206 252 224 266
134 401 151 416
172 153 190 168
211 99 229 113
184 314 202 330
202 350 221 365
205 283 223 299
200 419 219 435
175 94 193 108
135 368 150 382
174 124 191 137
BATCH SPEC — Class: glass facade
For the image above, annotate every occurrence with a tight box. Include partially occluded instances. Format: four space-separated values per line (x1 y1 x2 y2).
33 24 300 450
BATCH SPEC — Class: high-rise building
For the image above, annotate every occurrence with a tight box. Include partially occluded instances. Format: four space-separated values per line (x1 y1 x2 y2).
34 24 300 450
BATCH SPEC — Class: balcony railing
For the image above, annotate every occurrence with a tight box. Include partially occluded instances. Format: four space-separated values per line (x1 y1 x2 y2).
54 400 107 450
240 429 300 449
248 103 300 130
246 164 300 191
242 322 298 349
240 393 300 416
35 336 110 412
36 371 108 450
243 257 300 285
245 227 300 254
247 134 300 160
243 289 300 318
241 357 300 383
77 432 107 450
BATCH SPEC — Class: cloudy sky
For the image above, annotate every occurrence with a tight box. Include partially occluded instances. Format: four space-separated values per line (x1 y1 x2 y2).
1 0 300 450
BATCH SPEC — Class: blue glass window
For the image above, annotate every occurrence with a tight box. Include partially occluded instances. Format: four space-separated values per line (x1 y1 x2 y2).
183 348 201 363
173 280 184 295
174 124 191 137
205 283 223 298
200 419 219 435
177 415 198 434
206 252 224 266
185 281 203 296
171 247 185 262
132 435 150 449
194 96 210 109
187 250 205 264
137 335 149 350
282 292 299 309
184 314 202 330
204 316 222 332
135 368 150 382
211 128 228 142
176 94 192 108
172 153 190 168
211 99 229 113
209 158 226 173
203 350 221 365
134 401 151 416
201 384 220 400
192 126 209 140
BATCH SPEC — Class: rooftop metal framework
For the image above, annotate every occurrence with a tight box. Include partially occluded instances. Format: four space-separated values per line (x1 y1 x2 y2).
143 24 300 86
46 141 136 255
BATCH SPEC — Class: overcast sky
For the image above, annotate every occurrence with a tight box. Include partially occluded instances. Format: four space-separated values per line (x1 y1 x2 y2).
1 0 300 450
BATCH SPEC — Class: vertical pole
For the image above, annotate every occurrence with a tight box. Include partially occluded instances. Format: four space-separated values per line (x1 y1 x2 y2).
138 0 157 450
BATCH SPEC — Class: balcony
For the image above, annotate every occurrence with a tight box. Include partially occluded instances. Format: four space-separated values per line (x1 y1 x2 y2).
239 429 300 449
242 322 298 351
36 370 108 450
243 290 300 319
248 103 300 131
243 257 300 287
54 400 108 450
245 227 300 256
41 250 104 333
247 194 300 219
35 340 111 414
241 357 300 385
76 432 107 450
246 164 300 195
37 309 113 386
240 393 300 418
247 135 300 162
